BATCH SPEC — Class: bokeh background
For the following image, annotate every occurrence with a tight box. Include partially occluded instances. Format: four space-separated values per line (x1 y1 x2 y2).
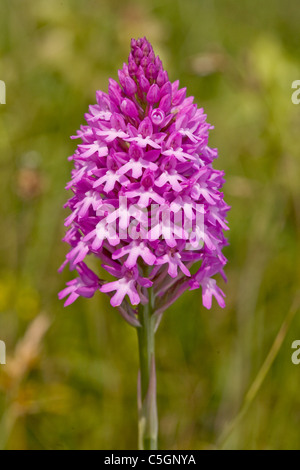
0 0 300 450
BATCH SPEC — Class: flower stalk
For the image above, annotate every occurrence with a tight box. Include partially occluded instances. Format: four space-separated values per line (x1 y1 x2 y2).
137 289 158 450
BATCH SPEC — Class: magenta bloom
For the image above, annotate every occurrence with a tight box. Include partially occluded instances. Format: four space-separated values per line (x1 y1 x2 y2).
59 37 230 325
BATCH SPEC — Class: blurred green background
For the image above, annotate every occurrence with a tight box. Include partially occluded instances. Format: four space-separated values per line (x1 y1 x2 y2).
0 0 300 450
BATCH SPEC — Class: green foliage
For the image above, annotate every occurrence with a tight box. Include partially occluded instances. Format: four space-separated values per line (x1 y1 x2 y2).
0 0 299 450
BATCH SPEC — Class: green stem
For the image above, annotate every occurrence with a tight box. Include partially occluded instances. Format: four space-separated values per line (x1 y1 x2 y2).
137 291 158 450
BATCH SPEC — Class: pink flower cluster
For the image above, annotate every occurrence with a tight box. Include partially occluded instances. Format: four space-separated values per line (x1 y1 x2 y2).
59 37 229 323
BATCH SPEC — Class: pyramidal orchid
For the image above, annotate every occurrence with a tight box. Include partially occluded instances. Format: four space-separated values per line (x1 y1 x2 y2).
59 37 230 450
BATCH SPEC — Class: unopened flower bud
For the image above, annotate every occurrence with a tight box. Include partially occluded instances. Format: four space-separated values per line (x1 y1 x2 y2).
120 98 139 119
146 84 160 104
